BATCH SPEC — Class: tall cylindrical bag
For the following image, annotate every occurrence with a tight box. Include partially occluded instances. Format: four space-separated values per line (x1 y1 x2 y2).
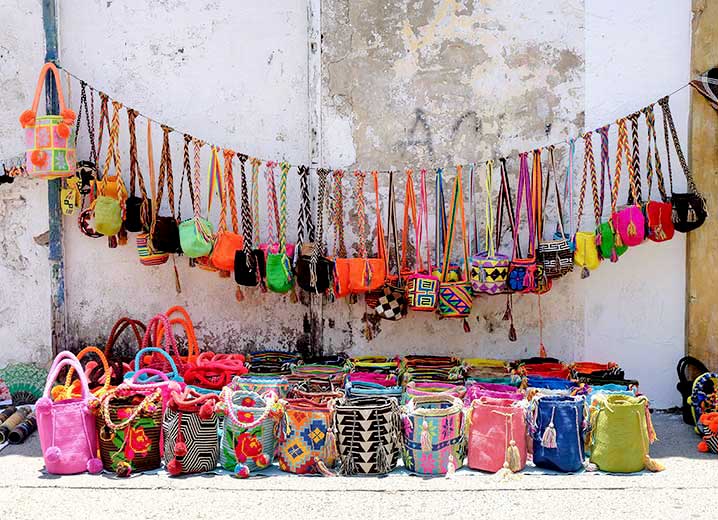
467 396 527 473
277 398 338 474
528 395 587 473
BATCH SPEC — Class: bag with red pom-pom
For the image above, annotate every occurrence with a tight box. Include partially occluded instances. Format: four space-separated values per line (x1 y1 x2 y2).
18 62 76 179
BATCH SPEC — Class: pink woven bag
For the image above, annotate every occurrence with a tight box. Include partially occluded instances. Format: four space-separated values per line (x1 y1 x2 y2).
36 352 103 475
464 382 523 406
467 397 527 473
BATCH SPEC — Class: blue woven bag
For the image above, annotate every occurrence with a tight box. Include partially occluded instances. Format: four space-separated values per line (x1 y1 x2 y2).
526 376 577 391
529 395 587 473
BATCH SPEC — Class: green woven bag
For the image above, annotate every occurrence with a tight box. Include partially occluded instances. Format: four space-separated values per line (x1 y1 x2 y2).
597 222 628 260
179 218 214 259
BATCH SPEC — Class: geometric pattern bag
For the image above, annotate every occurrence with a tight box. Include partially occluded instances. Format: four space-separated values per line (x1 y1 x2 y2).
401 395 465 475
163 388 220 476
538 146 573 278
277 398 338 474
19 62 76 179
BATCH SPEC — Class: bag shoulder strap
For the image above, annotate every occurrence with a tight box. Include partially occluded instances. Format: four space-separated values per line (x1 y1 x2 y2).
401 169 419 275
643 104 668 202
223 150 239 234
511 153 533 260
627 111 643 204
127 109 147 205
75 81 97 164
278 161 290 254
310 168 330 288
415 168 431 272
483 160 496 257
178 134 196 222
435 168 447 267
441 166 469 282
297 165 315 244
575 132 600 233
497 158 519 257
596 126 611 220
658 96 701 196
333 169 347 257
544 146 566 239
615 119 641 208
238 154 254 251
264 161 280 243
250 158 262 245
22 62 72 120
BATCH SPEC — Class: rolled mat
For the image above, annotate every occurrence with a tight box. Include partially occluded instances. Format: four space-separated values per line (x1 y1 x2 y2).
0 406 17 425
9 412 36 444
0 408 30 443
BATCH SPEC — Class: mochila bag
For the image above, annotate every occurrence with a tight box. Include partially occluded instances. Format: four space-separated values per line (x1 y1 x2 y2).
538 146 573 278
210 149 243 271
438 166 473 327
178 137 215 258
36 352 102 475
124 108 151 233
218 389 281 478
467 396 527 473
401 395 465 475
595 125 628 261
163 388 220 476
19 62 76 179
573 132 602 276
612 118 646 247
230 375 291 398
149 125 181 254
697 411 718 454
642 105 675 242
659 96 708 232
234 156 266 292
96 385 163 477
277 398 338 475
333 396 402 475
471 161 512 294
407 168 440 311
528 395 587 473
263 161 295 293
589 394 664 473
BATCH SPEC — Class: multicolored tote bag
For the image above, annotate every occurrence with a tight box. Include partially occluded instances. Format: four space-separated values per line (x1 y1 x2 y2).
163 388 220 476
19 62 76 179
528 395 587 473
401 395 465 475
406 169 439 311
37 352 102 475
467 396 527 473
589 394 664 472
96 386 163 477
333 397 402 475
277 398 338 474
218 390 281 478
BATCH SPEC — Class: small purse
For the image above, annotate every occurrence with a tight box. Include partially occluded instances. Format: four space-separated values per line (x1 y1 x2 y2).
573 133 602 276
178 137 215 259
124 108 151 233
595 126 628 261
264 161 295 294
406 168 439 311
438 166 473 325
149 125 181 254
538 147 573 278
641 105 675 243
612 118 646 247
234 156 266 291
19 62 76 179
329 169 352 299
210 149 243 271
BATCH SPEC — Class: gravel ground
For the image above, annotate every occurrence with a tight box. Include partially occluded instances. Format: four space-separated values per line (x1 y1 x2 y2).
0 412 714 519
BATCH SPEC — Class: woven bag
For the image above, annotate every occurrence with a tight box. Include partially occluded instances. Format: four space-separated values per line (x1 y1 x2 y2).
528 395 587 473
277 398 338 474
467 396 527 473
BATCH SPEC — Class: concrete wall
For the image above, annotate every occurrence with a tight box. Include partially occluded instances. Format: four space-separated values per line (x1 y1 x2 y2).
0 0 692 407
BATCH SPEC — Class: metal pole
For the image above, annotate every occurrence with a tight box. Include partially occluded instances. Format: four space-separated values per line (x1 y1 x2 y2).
42 0 67 356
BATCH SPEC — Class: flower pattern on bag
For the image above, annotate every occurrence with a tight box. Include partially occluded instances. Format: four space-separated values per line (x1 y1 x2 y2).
124 426 152 460
234 432 264 463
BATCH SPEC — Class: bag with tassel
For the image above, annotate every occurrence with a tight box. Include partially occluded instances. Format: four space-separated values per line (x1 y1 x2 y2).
163 388 220 475
538 147 574 278
641 105 675 243
528 394 587 473
333 396 402 475
178 139 215 259
401 395 465 475
217 389 282 478
467 396 527 473
589 394 664 472
36 352 103 475
612 118 646 247
277 398 338 475
438 166 473 328
572 132 603 276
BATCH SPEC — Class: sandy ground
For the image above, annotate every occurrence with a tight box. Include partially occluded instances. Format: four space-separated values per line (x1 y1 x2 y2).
0 412 715 519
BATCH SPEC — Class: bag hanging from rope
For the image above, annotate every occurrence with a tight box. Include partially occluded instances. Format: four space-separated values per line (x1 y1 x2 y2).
93 99 128 237
19 62 76 179
438 166 473 325
295 166 334 293
401 395 465 475
218 389 281 478
124 108 151 233
264 161 295 293
595 126 628 261
658 96 708 232
642 105 675 242
52 347 113 401
467 396 527 473
149 125 181 254
589 394 664 473
96 385 163 477
611 118 646 247
538 146 573 278
329 169 352 298
234 156 266 290
471 160 512 294
367 170 409 320
36 352 102 475
209 149 242 269
333 396 402 475
407 168 440 311
528 394 587 473
163 388 220 476
73 80 99 199
277 398 338 475
179 137 215 258
573 134 602 275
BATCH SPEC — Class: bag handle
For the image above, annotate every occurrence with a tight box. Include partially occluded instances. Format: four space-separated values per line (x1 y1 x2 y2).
75 81 97 164
435 168 447 268
626 112 643 204
543 146 567 239
575 133 601 234
104 317 146 360
414 168 431 273
249 158 262 246
310 168 330 289
297 165 315 245
483 160 496 257
158 306 199 360
43 354 91 400
141 313 181 359
177 135 195 222
100 386 162 431
128 367 171 385
441 166 469 282
469 164 478 256
264 161 280 244
596 126 611 220
127 109 150 227
221 389 277 427
278 161 291 255
384 171 400 277
218 150 239 234
355 170 369 259
401 169 419 276
63 346 112 397
150 125 176 243
642 105 669 203
98 101 127 202
532 150 544 246
563 139 576 238
207 146 223 221
20 62 74 125
132 347 180 381
496 158 520 257
333 169 348 257
511 153 533 260
370 170 385 261
169 387 219 413
615 118 641 209
238 154 254 254
146 120 157 216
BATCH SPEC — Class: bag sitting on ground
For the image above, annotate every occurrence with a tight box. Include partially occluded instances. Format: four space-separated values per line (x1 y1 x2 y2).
467 396 527 473
689 372 718 433
528 395 587 473
277 398 338 475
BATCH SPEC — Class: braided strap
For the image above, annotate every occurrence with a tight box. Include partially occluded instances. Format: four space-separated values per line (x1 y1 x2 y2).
127 108 149 226
310 168 330 288
192 138 205 219
627 112 643 204
333 169 347 257
279 161 290 254
265 161 279 244
597 125 611 216
643 105 668 202
222 150 239 234
658 96 701 197
238 154 253 257
100 386 162 431
101 100 123 182
96 93 109 169
250 158 262 245
297 165 315 244
613 118 630 213
178 134 195 222
354 170 368 258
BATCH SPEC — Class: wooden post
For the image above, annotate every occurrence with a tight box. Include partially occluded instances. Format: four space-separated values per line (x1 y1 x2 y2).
42 0 67 356
307 0 324 357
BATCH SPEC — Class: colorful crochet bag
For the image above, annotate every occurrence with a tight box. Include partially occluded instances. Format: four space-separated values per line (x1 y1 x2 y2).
263 161 295 293
219 390 281 478
689 372 718 432
401 395 465 475
277 398 338 474
96 385 163 477
36 352 102 475
438 166 473 323
611 119 646 247
209 149 243 271
406 168 439 311
589 394 664 472
537 147 573 278
697 412 718 453
178 138 215 259
52 346 112 400
641 105 675 243
333 396 402 475
19 62 76 179
163 388 220 476
467 396 527 473
572 132 602 275
528 395 587 473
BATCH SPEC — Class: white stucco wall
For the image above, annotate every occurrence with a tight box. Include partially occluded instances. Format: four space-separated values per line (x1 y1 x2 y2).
0 0 692 407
